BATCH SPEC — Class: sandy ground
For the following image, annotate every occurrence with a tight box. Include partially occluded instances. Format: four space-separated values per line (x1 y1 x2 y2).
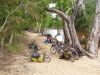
0 31 100 75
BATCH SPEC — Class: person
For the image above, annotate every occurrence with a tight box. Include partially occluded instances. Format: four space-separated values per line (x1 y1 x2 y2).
44 34 52 43
44 34 59 44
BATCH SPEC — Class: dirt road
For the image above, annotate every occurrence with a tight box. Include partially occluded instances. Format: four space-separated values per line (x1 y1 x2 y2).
0 31 100 75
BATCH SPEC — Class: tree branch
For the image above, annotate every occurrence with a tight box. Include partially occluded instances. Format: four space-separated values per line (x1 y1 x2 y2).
71 0 79 21
0 3 26 32
45 8 70 24
66 6 74 15
71 0 85 21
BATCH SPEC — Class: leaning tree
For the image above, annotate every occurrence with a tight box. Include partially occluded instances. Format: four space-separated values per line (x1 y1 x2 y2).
45 0 85 54
45 0 100 58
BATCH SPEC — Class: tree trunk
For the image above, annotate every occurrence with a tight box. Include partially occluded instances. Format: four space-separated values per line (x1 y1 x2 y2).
62 19 72 45
9 32 13 45
46 8 83 49
70 20 82 50
45 0 85 55
85 0 100 57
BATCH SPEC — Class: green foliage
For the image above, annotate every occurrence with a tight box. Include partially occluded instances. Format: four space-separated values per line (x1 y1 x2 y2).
41 14 53 29
4 43 22 53
0 0 97 53
51 16 63 29
51 0 73 15
0 0 96 33
13 31 25 43
4 31 23 53
75 0 96 31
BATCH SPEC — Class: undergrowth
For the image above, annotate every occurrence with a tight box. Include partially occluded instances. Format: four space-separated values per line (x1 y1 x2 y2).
4 43 22 53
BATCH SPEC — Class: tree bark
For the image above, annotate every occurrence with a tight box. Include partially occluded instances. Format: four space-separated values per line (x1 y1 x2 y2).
59 5 72 45
66 0 82 49
62 19 72 45
85 0 100 57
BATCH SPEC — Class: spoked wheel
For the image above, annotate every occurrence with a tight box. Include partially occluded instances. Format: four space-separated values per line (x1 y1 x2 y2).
30 50 33 57
43 54 51 62
68 52 75 62
74 52 79 60
44 57 51 62
50 46 56 54
59 49 64 56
